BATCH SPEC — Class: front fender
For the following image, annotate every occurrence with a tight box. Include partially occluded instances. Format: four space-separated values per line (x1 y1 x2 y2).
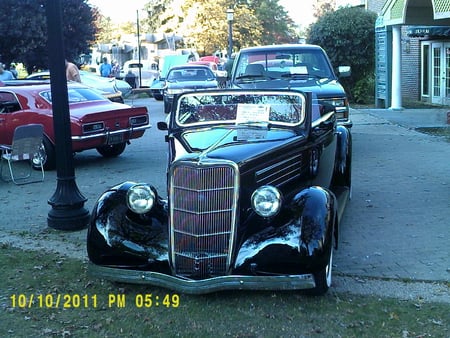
87 181 170 270
234 186 337 274
332 125 352 187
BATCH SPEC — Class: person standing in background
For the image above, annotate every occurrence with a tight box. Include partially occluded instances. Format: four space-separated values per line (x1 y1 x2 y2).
9 63 18 79
0 63 14 81
100 57 112 77
111 61 121 78
65 60 81 82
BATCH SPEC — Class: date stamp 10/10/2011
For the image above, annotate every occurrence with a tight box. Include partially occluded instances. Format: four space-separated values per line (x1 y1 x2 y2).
9 293 180 309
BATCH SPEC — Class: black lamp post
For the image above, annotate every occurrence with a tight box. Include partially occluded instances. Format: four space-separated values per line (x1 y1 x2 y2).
45 0 90 230
137 10 142 88
227 9 234 59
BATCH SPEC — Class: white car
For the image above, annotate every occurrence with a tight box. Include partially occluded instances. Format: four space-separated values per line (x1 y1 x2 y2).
119 60 159 88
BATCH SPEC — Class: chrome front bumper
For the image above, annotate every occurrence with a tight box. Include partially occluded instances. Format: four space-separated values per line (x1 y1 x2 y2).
88 263 316 294
71 124 151 141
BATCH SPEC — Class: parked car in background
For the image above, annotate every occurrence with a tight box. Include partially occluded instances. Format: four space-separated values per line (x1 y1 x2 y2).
163 64 218 113
150 55 192 100
26 70 131 103
189 60 227 87
119 60 159 88
87 89 352 296
230 44 352 128
0 83 150 170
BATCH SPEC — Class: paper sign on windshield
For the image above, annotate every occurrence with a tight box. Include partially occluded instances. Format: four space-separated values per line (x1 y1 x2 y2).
236 104 270 123
290 66 308 74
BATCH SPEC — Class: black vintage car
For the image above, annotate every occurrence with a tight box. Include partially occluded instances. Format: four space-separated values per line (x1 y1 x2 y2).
87 89 352 295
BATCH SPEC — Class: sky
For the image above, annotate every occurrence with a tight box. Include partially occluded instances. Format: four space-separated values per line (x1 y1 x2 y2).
87 0 314 28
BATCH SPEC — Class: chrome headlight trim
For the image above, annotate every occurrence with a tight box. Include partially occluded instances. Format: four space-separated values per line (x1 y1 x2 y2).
126 184 155 214
251 185 282 218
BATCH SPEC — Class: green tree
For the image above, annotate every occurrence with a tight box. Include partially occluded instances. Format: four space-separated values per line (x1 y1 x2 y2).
313 0 336 19
140 0 295 55
307 6 377 102
0 0 98 73
143 0 174 33
246 0 298 45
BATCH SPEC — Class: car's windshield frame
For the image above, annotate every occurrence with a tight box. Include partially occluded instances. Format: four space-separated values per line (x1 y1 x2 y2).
233 48 334 81
174 90 306 128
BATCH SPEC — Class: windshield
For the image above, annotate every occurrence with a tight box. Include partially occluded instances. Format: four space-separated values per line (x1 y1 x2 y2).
233 49 334 81
40 87 106 103
167 67 215 82
175 90 305 127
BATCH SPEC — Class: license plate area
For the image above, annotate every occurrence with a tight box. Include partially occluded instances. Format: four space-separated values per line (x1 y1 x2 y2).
107 133 123 144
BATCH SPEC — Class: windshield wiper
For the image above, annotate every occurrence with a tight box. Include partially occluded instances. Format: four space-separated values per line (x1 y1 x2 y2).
235 121 271 129
281 73 328 80
235 74 266 80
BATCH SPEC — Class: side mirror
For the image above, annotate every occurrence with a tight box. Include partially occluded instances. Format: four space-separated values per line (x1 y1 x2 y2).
338 66 351 78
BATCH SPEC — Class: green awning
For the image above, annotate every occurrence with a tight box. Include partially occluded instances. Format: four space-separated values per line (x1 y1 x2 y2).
407 26 450 38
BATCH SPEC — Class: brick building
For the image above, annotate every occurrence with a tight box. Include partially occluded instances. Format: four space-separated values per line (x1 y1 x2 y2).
365 0 450 108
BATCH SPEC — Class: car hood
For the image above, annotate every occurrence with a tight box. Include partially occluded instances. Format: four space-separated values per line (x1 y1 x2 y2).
174 126 304 165
234 78 344 98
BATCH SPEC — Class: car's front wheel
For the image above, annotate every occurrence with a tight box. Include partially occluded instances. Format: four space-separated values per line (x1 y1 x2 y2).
163 100 171 114
304 245 333 296
152 91 163 101
96 142 126 157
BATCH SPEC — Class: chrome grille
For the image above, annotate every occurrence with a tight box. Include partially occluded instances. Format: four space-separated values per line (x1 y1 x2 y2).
169 162 238 278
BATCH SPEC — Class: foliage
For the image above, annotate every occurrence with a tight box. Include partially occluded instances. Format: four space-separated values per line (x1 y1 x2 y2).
0 0 98 74
246 0 298 45
139 0 297 55
307 6 377 102
313 0 336 18
352 74 375 104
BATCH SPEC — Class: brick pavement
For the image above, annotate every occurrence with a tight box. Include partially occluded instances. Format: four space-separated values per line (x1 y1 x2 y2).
334 108 450 282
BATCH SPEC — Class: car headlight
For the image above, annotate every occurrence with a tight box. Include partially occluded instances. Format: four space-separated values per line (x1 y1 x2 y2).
126 184 155 214
251 186 282 218
320 98 349 119
167 88 185 95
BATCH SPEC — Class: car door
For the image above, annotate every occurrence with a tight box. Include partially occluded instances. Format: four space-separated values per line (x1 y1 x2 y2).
0 91 24 145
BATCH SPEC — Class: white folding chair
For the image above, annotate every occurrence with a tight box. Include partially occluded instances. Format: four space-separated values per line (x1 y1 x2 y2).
0 124 45 185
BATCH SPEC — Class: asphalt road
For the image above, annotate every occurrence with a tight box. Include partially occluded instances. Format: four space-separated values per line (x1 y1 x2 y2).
1 98 449 296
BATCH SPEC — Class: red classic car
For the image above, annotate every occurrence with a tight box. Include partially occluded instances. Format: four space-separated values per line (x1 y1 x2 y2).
0 82 150 170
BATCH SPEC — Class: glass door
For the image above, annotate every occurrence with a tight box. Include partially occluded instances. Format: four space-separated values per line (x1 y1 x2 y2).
431 42 450 105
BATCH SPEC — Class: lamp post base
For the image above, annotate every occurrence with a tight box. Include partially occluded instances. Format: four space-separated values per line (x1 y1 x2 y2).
47 206 90 231
47 178 90 231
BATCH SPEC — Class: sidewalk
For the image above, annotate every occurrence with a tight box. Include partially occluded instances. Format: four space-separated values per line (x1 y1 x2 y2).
334 106 450 285
353 107 449 128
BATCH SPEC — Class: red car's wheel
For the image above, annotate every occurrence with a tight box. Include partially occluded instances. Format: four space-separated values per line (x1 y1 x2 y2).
96 142 126 157
32 137 56 171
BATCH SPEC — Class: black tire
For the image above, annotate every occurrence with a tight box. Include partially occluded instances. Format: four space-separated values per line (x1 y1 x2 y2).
152 91 163 101
33 137 56 171
96 142 126 157
304 248 333 296
164 100 171 114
